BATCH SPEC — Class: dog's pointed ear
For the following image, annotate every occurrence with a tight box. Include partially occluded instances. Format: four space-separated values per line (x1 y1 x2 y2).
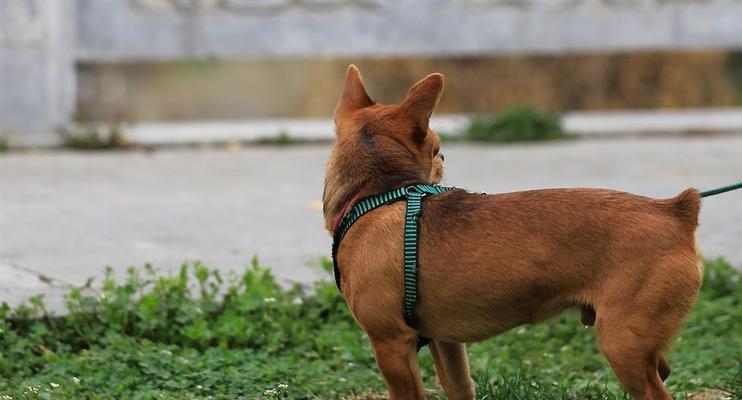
401 73 444 139
335 65 374 127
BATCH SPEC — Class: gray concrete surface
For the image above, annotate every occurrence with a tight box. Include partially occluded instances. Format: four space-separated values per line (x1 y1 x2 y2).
1 136 741 312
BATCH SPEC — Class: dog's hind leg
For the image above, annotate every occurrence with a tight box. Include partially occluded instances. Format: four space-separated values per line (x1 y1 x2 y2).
429 340 475 400
595 255 700 399
369 334 425 400
595 312 674 400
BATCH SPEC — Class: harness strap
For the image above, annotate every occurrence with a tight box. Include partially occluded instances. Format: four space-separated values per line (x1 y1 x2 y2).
332 186 410 291
331 184 456 338
402 185 452 321
403 188 423 321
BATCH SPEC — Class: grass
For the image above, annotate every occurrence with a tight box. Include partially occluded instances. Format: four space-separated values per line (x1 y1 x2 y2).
465 106 570 143
56 124 131 150
255 131 309 146
0 257 739 399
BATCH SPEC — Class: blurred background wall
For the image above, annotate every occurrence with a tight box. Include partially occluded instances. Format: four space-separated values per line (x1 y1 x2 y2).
76 53 742 122
2 0 742 133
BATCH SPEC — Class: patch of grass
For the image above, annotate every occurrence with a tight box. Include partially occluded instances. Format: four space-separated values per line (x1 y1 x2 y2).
57 124 131 150
466 106 569 143
255 131 301 146
0 258 739 399
0 136 7 152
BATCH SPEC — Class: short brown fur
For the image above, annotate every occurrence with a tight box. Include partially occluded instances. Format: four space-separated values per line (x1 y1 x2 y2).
324 65 703 400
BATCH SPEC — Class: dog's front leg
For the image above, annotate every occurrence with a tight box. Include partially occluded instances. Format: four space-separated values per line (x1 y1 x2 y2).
369 335 425 399
429 340 475 400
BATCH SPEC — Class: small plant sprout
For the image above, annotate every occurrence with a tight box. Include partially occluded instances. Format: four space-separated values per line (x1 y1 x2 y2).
263 383 289 399
263 383 289 400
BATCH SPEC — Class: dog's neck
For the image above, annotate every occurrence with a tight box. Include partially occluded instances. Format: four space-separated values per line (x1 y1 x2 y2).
323 138 429 233
324 173 427 234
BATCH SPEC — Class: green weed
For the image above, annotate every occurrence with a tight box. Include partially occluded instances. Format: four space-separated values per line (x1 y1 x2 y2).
0 257 738 399
57 124 131 150
255 131 301 146
466 106 569 143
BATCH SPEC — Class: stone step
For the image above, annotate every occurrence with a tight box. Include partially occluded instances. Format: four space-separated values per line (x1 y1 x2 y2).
6 107 742 148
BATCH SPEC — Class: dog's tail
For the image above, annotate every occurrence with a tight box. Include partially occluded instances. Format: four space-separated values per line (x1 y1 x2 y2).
668 188 701 230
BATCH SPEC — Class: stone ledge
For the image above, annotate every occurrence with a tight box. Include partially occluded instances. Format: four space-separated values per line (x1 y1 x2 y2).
5 108 742 148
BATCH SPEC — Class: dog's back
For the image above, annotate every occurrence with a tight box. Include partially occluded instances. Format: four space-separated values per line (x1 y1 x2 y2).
415 188 701 332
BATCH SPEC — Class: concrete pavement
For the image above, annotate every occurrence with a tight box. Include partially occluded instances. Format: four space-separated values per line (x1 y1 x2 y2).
1 136 741 312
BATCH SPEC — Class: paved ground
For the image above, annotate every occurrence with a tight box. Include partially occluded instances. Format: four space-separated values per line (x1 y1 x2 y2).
1 136 741 312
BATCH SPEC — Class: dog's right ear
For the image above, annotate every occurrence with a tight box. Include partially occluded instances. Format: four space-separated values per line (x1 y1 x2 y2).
400 73 444 140
335 65 374 128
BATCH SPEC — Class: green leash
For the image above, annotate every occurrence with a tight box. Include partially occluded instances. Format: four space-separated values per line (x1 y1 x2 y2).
332 184 456 323
700 181 742 198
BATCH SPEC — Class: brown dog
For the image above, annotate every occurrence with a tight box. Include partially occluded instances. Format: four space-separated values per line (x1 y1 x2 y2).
323 65 702 400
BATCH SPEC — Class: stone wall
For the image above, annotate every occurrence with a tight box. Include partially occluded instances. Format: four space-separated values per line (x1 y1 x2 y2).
76 0 742 60
75 51 742 122
2 0 742 134
0 0 75 133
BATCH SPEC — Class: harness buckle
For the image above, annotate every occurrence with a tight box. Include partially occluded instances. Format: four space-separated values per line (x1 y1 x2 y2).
405 185 422 195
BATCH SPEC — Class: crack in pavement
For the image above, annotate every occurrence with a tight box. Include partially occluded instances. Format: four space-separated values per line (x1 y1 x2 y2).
0 259 81 289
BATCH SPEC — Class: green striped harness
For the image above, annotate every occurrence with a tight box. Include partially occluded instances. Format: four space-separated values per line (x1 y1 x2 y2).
331 184 456 325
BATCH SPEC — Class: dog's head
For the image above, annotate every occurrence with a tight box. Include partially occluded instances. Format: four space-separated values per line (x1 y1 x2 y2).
333 65 446 184
323 65 446 232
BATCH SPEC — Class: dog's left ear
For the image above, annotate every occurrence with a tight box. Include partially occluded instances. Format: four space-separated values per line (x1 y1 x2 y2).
401 73 444 141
